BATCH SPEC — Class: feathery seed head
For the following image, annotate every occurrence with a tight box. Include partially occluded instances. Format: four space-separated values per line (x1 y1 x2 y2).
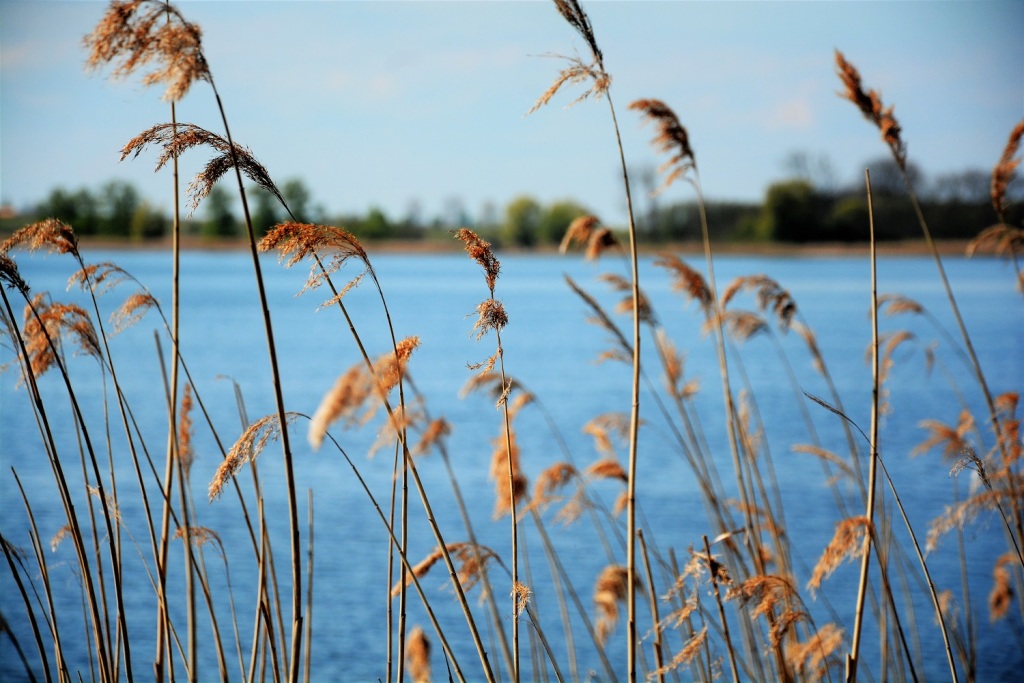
84 0 210 102
2 219 79 258
835 50 906 168
630 98 697 194
991 120 1024 223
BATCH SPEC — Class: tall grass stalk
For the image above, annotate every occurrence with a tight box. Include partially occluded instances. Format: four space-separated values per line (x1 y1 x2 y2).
847 169 879 683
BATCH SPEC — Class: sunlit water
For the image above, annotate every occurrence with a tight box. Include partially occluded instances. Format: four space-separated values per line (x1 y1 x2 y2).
2 248 1021 681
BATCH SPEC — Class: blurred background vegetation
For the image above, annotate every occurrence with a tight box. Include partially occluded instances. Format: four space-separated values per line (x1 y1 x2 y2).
2 152 1020 248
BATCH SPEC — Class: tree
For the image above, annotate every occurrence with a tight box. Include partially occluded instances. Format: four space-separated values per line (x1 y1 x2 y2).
282 178 311 222
37 186 100 235
359 206 392 240
99 179 140 237
203 185 237 238
251 185 284 235
756 179 826 242
130 200 168 241
502 195 542 247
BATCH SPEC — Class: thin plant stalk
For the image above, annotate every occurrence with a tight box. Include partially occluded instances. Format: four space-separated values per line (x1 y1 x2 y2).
847 169 879 683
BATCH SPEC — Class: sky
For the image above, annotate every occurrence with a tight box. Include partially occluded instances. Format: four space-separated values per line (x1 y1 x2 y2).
1 0 1022 228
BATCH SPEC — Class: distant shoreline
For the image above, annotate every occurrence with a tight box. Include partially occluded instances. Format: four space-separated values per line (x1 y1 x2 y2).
70 236 976 258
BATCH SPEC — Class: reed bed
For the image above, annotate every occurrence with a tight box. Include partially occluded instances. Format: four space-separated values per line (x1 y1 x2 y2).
1 2 1021 682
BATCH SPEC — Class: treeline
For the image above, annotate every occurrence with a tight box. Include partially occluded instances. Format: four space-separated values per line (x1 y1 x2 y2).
633 157 1023 244
4 157 1019 246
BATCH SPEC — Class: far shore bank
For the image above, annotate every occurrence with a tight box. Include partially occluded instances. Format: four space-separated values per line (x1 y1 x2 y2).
64 236 981 258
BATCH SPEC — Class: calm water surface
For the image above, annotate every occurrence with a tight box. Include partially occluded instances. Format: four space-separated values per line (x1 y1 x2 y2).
1 248 1021 681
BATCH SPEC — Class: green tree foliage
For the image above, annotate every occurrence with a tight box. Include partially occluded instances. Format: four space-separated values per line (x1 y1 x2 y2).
358 207 392 240
756 179 827 242
282 178 311 222
98 180 140 237
251 185 284 235
130 201 168 241
36 187 101 235
503 195 542 247
203 185 237 239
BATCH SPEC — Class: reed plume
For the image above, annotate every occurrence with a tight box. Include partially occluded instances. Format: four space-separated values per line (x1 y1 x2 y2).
83 0 209 101
405 626 432 683
120 122 282 213
991 119 1024 224
834 49 905 168
559 214 619 261
209 413 298 500
594 564 630 646
807 516 870 596
629 99 697 194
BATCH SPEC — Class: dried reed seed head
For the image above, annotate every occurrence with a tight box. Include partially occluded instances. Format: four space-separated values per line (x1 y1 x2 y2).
586 227 619 262
371 336 420 398
553 0 603 64
560 214 601 254
2 219 79 258
726 574 798 620
405 626 431 683
594 564 634 645
109 291 159 334
991 119 1024 222
629 98 696 194
84 0 210 102
533 462 578 502
834 50 906 167
785 622 844 679
721 274 797 331
450 543 498 592
210 413 297 500
585 458 628 483
966 224 1024 260
807 516 870 595
877 293 924 317
0 254 29 295
173 525 218 547
413 417 451 456
178 383 194 477
22 296 103 378
308 364 372 450
654 255 711 314
708 310 767 343
989 552 1015 621
470 299 508 340
769 610 810 649
513 581 531 618
50 525 72 552
453 228 500 293
602 272 654 324
583 411 630 455
791 444 855 484
120 123 283 214
647 625 708 680
492 469 529 520
913 410 975 459
68 261 133 295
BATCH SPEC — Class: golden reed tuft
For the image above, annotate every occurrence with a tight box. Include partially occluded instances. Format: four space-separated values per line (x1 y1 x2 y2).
594 564 634 646
807 516 870 595
84 0 210 102
209 413 297 500
121 123 281 214
560 215 620 261
991 119 1024 223
629 99 697 194
834 50 905 168
2 218 79 257
405 626 431 683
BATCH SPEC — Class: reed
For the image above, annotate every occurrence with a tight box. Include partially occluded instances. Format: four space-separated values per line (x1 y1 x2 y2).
2 2 1021 682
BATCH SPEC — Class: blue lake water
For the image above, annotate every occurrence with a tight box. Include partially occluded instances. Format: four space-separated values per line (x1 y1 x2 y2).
1 247 1021 681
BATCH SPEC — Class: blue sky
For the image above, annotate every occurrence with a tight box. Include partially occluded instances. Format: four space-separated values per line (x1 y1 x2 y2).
2 0 1022 227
